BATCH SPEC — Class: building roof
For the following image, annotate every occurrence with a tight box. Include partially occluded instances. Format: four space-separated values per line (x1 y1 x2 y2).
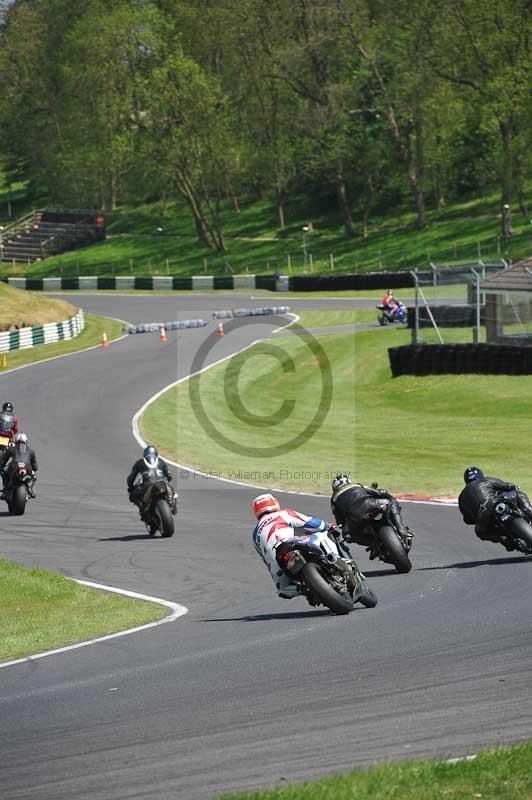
479 257 532 294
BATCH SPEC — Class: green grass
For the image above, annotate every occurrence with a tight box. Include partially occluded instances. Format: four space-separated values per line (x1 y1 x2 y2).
0 311 124 371
2 184 530 279
0 558 165 662
219 742 532 799
293 308 375 327
142 323 532 497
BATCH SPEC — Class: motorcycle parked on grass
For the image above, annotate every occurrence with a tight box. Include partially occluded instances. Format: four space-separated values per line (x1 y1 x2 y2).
137 470 178 538
343 489 413 573
275 528 377 615
4 461 35 516
487 491 532 554
377 302 407 326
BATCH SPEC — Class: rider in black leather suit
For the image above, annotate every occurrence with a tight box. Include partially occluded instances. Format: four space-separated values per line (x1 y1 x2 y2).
458 466 532 545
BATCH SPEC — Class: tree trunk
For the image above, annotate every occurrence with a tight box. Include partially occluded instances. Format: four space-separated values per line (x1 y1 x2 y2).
175 171 217 250
275 179 285 230
499 121 513 206
362 206 369 239
336 160 355 238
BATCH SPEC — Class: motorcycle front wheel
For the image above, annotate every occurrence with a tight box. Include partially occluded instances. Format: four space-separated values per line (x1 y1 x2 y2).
509 517 532 553
357 576 378 608
300 562 353 615
155 498 174 538
12 485 26 516
377 525 412 573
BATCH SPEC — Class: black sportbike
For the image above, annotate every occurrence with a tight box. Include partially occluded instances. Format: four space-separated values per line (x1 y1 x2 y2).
487 491 532 554
136 471 178 538
343 494 413 573
275 528 377 616
4 461 35 516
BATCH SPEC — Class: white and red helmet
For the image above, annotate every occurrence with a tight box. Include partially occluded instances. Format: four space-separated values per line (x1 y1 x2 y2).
253 493 280 519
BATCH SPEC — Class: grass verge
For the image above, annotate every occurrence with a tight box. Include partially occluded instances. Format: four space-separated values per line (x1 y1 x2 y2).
142 325 532 497
293 308 375 327
0 311 124 371
219 742 532 799
0 558 165 662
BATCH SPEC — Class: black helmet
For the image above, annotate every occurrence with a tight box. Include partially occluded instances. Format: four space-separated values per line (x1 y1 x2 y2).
143 445 158 467
464 466 484 484
2 402 13 413
332 474 351 493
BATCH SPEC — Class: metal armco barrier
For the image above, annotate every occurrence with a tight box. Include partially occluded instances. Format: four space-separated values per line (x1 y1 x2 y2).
124 319 208 333
212 306 290 319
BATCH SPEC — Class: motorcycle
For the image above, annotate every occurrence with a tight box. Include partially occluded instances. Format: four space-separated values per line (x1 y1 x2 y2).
377 301 407 326
343 491 413 573
4 461 35 516
275 528 377 615
488 491 532 554
137 471 178 538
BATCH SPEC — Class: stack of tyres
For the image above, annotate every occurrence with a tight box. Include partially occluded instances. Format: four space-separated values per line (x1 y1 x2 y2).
414 345 432 375
387 347 402 377
429 344 445 374
440 344 457 374
463 344 479 373
491 345 508 375
524 347 532 374
453 344 468 374
508 347 523 375
477 345 492 374
398 346 414 375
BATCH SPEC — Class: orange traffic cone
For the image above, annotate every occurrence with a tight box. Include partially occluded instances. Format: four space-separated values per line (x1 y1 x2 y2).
160 324 168 343
101 331 109 348
216 321 225 337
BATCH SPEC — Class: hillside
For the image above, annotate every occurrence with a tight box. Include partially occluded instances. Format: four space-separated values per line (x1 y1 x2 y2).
0 282 77 330
0 187 530 279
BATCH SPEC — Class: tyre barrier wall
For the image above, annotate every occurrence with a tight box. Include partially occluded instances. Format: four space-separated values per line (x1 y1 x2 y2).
406 305 486 328
212 306 290 319
388 343 532 377
124 319 209 334
1 263 503 293
0 309 85 353
2 275 277 292
406 303 525 329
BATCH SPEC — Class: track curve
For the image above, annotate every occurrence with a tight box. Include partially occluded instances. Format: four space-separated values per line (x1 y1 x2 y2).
0 293 531 800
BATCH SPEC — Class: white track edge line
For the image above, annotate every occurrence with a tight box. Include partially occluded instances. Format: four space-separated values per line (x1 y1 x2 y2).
132 315 457 506
0 579 188 669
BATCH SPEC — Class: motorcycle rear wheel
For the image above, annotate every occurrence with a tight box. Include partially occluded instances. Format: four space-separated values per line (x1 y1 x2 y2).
155 498 174 538
509 517 532 553
377 525 412 573
12 485 26 516
300 562 353 615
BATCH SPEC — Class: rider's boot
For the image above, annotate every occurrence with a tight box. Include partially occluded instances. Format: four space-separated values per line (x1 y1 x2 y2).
390 501 412 540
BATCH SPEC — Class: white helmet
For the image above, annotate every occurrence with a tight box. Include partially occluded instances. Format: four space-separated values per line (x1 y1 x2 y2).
15 433 28 444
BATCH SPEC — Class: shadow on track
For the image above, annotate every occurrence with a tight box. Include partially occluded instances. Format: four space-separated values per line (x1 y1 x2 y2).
202 609 336 622
99 533 157 541
362 568 398 578
419 555 532 570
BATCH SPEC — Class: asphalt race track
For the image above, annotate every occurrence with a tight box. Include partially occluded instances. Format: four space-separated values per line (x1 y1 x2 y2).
1 293 531 800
